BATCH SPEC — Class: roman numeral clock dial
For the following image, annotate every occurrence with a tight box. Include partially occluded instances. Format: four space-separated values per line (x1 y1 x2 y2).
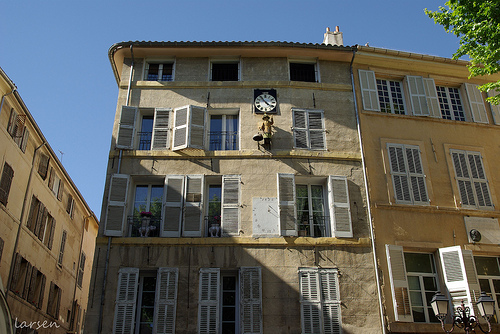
254 89 277 113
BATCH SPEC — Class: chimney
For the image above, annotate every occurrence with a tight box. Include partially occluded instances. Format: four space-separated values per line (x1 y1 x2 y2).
323 26 343 46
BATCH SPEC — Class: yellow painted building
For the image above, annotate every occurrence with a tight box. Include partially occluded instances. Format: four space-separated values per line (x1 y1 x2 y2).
0 67 99 333
353 46 500 333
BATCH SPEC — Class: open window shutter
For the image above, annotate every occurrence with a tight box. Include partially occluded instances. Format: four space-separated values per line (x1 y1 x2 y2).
57 180 64 201
464 83 488 124
38 154 50 180
22 262 33 300
388 144 412 203
299 268 322 334
20 128 29 152
48 167 55 189
423 78 441 118
467 151 493 208
104 174 129 236
439 246 481 316
113 268 139 334
405 76 429 116
162 175 184 237
487 90 500 124
154 268 178 334
47 217 55 250
358 70 380 111
172 106 189 150
320 269 341 334
183 175 204 237
222 175 240 236
34 203 46 239
405 145 428 204
189 106 206 149
385 244 413 322
116 106 137 149
28 267 38 303
7 109 18 136
277 173 297 236
328 176 352 238
0 163 14 205
39 274 46 308
152 108 171 150
308 111 325 150
293 109 308 149
240 267 262 334
450 150 476 207
198 268 220 334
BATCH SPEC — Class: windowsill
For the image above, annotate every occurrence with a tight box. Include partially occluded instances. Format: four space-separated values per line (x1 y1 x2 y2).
373 202 500 217
389 321 500 333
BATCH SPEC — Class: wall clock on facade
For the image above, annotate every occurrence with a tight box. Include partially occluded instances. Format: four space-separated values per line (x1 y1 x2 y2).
254 89 278 113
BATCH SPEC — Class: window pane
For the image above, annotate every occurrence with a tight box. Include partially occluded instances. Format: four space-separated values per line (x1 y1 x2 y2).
134 186 149 213
410 291 423 306
150 185 163 217
404 253 434 273
475 257 500 276
423 276 437 291
208 185 222 220
139 116 154 150
147 64 159 81
408 276 421 290
290 63 316 82
412 307 426 322
212 63 238 81
161 63 173 81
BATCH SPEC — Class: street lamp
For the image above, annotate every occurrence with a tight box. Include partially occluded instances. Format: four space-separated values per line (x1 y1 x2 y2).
430 291 495 333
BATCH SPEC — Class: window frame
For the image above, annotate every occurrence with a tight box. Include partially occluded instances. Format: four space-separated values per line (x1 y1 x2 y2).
474 256 500 322
296 182 328 238
143 59 175 82
376 78 407 115
436 86 466 121
207 109 240 151
210 58 240 82
289 59 319 83
292 108 326 150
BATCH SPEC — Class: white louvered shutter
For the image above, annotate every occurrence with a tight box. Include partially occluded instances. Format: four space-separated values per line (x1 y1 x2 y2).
240 267 262 334
162 176 184 237
198 268 220 334
152 108 171 150
405 76 429 116
116 106 137 149
388 144 412 204
358 70 380 111
183 175 204 237
293 109 308 149
104 174 129 236
154 268 178 334
405 145 429 204
277 173 297 236
487 90 500 124
464 83 488 124
113 268 139 334
299 269 322 334
189 106 206 149
222 175 240 236
439 246 482 316
172 106 206 151
172 106 189 150
423 78 441 118
328 176 352 238
385 245 413 322
320 269 341 334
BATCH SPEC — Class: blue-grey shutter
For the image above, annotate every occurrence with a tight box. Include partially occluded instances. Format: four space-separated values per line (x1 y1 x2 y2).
154 268 178 334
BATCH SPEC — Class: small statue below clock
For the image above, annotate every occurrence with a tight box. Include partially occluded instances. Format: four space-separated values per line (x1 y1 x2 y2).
259 114 274 148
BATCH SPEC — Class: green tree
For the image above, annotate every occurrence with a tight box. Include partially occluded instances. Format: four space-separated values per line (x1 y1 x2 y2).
426 1 500 104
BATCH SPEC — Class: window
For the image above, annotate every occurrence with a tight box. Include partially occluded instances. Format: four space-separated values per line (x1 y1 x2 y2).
145 62 173 81
48 167 64 201
209 114 239 151
450 149 493 209
77 253 86 288
138 115 154 150
437 86 466 121
198 267 262 334
112 267 178 334
292 109 325 150
26 196 55 249
47 282 62 319
290 62 317 82
376 79 406 114
475 256 500 322
278 174 352 238
299 268 341 334
58 230 67 266
7 108 29 152
387 143 429 205
10 254 30 297
0 162 14 206
66 194 75 219
37 153 50 180
27 267 46 309
130 184 163 237
211 61 239 81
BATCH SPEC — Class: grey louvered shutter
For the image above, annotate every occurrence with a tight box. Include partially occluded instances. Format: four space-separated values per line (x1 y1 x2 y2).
28 267 38 304
116 106 137 149
464 83 488 124
7 108 18 136
385 245 413 322
154 268 178 334
38 274 46 308
405 76 429 116
113 268 139 334
222 175 240 236
277 173 297 236
152 108 171 150
451 150 476 208
162 175 184 237
328 176 352 238
299 268 322 334
172 106 206 151
22 262 33 300
198 268 220 334
293 109 308 149
20 128 29 152
467 151 493 208
104 174 129 236
38 154 50 180
308 111 325 150
47 217 56 250
388 144 412 203
183 175 204 237
320 269 341 334
0 163 14 205
423 78 441 118
240 267 262 334
358 70 380 111
488 90 500 124
405 145 428 204
172 106 189 150
189 106 206 149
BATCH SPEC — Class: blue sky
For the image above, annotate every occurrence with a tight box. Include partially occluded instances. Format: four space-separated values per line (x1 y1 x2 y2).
0 1 460 218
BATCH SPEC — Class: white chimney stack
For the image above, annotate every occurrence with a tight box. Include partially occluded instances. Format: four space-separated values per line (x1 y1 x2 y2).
323 26 343 46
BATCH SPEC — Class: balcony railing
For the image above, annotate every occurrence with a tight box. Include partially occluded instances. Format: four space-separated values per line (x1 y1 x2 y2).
297 215 328 237
128 215 160 237
138 131 152 150
209 131 238 151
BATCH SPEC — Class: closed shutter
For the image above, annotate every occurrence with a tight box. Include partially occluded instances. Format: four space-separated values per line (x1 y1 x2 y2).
26 196 39 232
277 173 297 236
439 246 481 316
388 144 412 203
405 76 429 116
328 176 352 238
293 109 308 149
385 245 413 322
47 217 56 250
423 78 441 118
0 163 14 205
154 268 178 334
113 268 139 334
320 269 341 334
299 268 322 334
28 267 38 304
487 90 500 124
38 154 50 180
48 167 55 190
172 106 189 150
198 268 220 334
451 150 475 207
405 145 428 204
358 70 380 111
104 174 129 236
39 274 46 308
464 83 488 124
152 108 171 150
240 267 262 334
10 253 22 292
190 106 206 149
58 231 67 265
57 180 64 201
222 175 240 236
162 176 184 237
183 175 204 237
467 151 492 208
22 262 33 300
34 203 46 239
116 106 137 149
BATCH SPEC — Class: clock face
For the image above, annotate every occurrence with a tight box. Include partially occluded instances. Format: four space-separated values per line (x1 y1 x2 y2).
254 93 277 112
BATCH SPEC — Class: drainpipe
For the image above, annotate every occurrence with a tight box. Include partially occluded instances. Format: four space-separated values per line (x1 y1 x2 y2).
350 49 387 334
6 142 47 292
0 88 16 116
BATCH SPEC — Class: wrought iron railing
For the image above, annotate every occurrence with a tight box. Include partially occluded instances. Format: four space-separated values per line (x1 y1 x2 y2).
128 215 161 237
297 215 328 237
209 131 238 151
138 131 152 150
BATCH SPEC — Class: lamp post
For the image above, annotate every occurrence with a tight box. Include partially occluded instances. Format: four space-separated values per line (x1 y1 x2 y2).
430 291 495 333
